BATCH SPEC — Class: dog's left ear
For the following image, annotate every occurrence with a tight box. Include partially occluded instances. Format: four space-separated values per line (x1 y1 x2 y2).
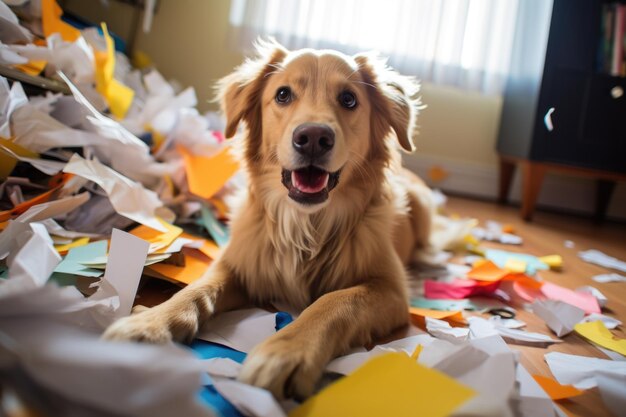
354 54 421 153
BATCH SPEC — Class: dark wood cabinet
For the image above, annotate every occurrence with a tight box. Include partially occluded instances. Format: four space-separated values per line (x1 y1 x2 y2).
497 0 626 220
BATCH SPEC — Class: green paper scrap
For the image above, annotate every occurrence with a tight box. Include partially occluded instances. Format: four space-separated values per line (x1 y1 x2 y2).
54 240 106 278
79 253 171 269
200 205 230 247
411 297 494 311
485 249 549 275
0 264 7 279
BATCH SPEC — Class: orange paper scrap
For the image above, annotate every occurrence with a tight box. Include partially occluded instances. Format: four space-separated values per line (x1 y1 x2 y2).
147 253 210 285
467 260 509 282
41 0 80 42
180 146 240 200
409 307 466 331
532 375 583 400
130 218 182 253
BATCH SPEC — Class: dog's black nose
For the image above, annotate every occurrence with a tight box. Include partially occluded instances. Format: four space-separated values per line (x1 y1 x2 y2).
292 123 335 158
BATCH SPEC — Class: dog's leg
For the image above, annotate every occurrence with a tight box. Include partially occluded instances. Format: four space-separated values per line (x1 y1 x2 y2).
102 260 246 343
238 280 408 399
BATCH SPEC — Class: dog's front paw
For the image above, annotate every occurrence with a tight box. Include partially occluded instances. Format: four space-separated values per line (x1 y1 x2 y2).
238 334 324 400
102 308 199 344
102 310 173 343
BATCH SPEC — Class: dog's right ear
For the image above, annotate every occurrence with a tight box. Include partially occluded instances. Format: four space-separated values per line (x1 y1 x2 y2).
216 39 288 138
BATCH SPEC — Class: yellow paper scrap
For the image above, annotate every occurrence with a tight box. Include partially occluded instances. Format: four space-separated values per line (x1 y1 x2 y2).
504 258 527 274
574 321 626 356
539 255 563 269
13 60 47 76
0 138 39 180
180 146 240 200
411 344 423 361
41 0 80 42
95 23 134 119
130 218 182 253
55 237 90 254
289 353 475 417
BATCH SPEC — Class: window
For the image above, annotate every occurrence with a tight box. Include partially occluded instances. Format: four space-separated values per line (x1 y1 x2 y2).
229 0 521 94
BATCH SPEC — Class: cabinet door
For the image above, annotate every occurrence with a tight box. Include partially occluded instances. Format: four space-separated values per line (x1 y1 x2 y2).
583 75 626 146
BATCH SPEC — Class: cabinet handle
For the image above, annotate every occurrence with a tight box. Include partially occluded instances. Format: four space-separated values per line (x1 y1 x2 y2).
544 107 555 132
611 86 623 99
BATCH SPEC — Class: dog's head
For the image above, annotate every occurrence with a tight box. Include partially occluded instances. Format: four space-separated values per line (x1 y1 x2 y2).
217 39 420 213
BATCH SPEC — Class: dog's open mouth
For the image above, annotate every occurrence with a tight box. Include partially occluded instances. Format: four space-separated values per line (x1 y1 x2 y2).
281 166 340 205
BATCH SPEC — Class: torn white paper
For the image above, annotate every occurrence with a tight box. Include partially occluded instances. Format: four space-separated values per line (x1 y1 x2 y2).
580 313 622 330
532 300 585 337
468 316 561 345
0 77 27 137
575 286 608 308
63 154 167 232
579 249 626 273
544 351 626 389
58 72 174 186
203 358 242 379
488 316 526 329
596 370 626 417
212 377 286 417
0 192 90 259
426 317 469 343
0 317 215 417
0 223 60 296
592 273 626 283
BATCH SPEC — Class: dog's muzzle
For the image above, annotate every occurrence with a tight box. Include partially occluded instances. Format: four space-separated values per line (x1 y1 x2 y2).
281 166 341 205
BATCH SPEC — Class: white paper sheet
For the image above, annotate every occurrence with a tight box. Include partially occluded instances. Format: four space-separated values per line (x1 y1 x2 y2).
212 377 287 417
579 249 626 273
196 308 279 353
532 300 585 337
63 154 167 232
89 229 149 318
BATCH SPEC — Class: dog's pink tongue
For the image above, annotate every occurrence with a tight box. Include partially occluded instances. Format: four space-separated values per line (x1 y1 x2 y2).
292 169 329 194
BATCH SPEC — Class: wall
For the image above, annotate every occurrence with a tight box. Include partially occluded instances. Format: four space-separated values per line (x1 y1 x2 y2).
63 0 626 220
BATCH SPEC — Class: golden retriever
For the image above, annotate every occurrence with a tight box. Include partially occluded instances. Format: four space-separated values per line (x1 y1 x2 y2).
103 39 436 399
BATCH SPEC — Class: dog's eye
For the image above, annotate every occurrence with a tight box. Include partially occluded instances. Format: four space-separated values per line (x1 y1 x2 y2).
275 87 292 104
338 91 357 109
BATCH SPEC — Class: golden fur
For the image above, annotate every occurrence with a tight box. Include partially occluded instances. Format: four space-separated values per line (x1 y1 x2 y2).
103 40 436 399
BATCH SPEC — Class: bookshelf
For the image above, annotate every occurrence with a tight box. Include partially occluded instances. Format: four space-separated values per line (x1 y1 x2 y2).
497 0 626 221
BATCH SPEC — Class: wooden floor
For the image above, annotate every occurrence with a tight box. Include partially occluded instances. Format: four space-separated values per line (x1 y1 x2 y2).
444 196 626 417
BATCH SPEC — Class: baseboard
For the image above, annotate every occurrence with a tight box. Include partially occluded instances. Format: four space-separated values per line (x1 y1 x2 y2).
402 154 626 221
